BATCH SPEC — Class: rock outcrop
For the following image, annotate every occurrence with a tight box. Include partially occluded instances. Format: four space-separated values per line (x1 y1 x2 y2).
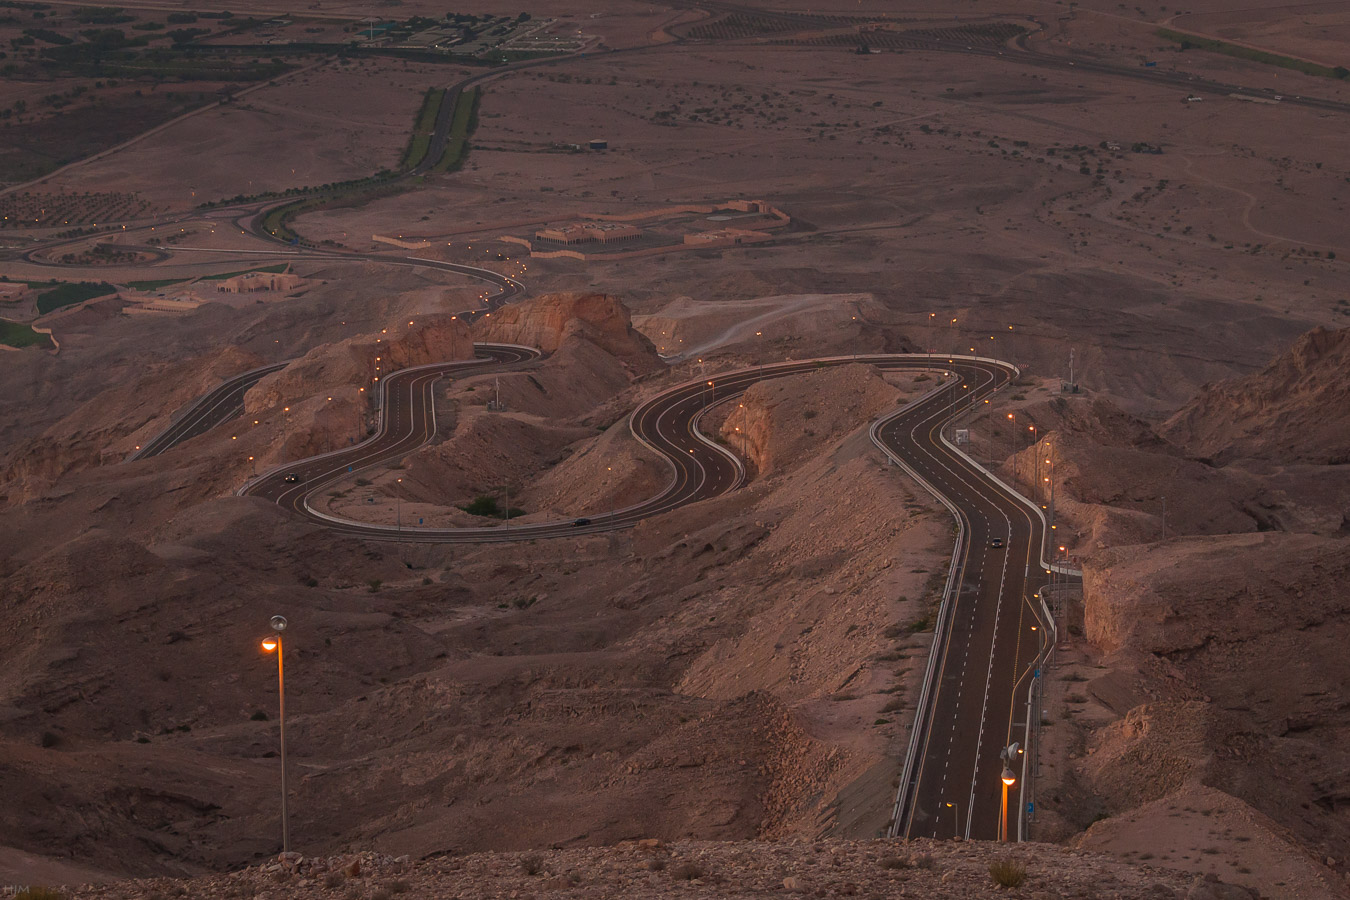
721 364 907 477
1083 531 1349 656
472 292 663 377
1163 326 1350 465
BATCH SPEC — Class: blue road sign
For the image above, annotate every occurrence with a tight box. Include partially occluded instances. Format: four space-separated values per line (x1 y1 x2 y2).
1027 802 1034 814
1034 669 1040 679
419 518 424 525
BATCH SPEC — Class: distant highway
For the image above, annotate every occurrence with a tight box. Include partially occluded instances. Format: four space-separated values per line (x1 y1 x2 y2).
679 0 1350 116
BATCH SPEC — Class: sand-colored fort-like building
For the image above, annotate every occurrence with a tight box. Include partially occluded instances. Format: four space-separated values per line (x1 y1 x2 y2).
0 283 32 304
216 271 306 294
534 222 642 245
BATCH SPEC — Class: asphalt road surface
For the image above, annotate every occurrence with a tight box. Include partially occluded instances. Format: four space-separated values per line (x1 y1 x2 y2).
123 255 521 462
872 363 1052 844
131 361 287 460
237 349 1050 841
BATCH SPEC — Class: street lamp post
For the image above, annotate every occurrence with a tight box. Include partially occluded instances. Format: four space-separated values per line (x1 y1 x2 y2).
1045 461 1055 528
945 801 960 838
738 402 748 457
1006 412 1016 462
999 743 1019 842
260 615 289 854
1028 426 1038 495
984 398 992 464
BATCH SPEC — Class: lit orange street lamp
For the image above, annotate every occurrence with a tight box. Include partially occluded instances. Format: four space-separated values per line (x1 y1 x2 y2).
999 742 1019 842
1000 767 1016 842
260 615 290 853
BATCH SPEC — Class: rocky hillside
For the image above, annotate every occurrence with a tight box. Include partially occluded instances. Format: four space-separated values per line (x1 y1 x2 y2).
1066 532 1350 897
1163 326 1350 465
473 291 664 378
245 314 475 414
57 839 1237 900
0 344 264 503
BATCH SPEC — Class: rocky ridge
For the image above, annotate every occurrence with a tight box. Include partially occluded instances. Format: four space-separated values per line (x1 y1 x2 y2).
1163 326 1350 465
473 291 664 378
56 839 1246 900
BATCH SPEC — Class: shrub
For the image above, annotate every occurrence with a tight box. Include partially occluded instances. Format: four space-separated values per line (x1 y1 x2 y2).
879 855 910 870
368 579 382 593
40 731 59 748
460 495 500 517
988 858 1026 887
520 855 543 876
251 710 269 721
323 872 344 889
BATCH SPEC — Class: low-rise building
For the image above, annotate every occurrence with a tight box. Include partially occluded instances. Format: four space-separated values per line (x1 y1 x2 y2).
535 222 641 245
216 271 306 293
0 283 31 304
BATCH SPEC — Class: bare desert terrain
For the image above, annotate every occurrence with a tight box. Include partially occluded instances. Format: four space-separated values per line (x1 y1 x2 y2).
2 0 1349 896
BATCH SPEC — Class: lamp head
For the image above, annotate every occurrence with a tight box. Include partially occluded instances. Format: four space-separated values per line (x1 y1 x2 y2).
270 615 288 633
1001 767 1016 786
261 637 278 652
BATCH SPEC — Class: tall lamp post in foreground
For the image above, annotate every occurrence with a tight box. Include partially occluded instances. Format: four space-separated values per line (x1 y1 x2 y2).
260 615 289 854
999 742 1020 842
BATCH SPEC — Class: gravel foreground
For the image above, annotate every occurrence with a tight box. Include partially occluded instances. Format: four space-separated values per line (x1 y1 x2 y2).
60 839 1265 900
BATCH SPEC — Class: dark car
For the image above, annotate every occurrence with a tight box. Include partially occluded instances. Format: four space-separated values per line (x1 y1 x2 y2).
989 538 1004 548
572 517 592 527
283 473 301 483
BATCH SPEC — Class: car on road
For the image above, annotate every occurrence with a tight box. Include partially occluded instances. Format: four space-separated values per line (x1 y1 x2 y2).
572 517 592 527
989 538 1004 548
283 473 301 483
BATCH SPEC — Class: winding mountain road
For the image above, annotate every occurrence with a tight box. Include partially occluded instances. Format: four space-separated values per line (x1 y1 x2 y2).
145 335 1054 842
126 253 523 462
229 348 1052 841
